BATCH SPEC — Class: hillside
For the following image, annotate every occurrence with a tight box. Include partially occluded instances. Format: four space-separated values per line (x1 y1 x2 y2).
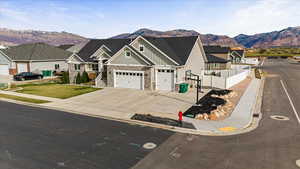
235 27 300 48
111 28 241 47
0 28 88 46
2 26 300 48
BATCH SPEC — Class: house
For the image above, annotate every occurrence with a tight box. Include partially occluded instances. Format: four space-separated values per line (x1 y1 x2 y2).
105 36 207 91
230 49 245 63
0 50 10 75
203 46 231 70
68 36 235 91
0 43 72 75
58 41 88 53
67 39 131 83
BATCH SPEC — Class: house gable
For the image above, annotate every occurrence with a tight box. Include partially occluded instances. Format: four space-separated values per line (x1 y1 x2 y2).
109 46 151 66
131 37 177 66
0 50 11 64
67 54 84 64
91 45 112 59
184 37 206 75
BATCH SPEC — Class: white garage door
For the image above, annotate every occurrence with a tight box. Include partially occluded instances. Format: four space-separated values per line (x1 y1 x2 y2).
115 71 144 90
156 69 175 91
0 64 9 75
17 63 28 73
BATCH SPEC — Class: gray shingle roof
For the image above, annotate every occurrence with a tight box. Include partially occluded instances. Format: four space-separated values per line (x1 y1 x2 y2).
77 36 199 65
203 45 230 63
203 46 230 54
58 44 74 50
206 54 228 63
2 43 72 61
144 36 198 65
77 39 131 62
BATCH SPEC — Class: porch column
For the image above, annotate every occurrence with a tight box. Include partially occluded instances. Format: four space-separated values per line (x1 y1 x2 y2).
98 59 103 72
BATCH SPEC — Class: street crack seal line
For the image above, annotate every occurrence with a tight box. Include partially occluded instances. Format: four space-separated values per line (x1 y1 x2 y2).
296 159 300 168
219 126 237 132
270 115 290 121
143 142 157 150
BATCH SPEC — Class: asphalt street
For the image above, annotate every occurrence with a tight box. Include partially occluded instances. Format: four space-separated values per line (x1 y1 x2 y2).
133 59 300 169
0 101 173 169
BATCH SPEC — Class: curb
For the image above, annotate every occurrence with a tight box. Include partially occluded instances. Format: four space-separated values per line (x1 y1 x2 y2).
0 78 265 136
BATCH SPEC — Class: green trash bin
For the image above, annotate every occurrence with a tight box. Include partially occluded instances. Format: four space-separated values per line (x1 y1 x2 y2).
48 70 52 77
179 83 189 93
42 70 52 77
42 70 47 77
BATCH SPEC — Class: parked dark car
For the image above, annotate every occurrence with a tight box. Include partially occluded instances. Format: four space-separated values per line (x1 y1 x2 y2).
14 72 43 81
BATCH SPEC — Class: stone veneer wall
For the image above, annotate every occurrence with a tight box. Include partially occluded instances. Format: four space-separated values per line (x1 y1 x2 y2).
107 65 153 90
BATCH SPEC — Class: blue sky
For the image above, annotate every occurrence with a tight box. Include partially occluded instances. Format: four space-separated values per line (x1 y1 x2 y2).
1 0 300 38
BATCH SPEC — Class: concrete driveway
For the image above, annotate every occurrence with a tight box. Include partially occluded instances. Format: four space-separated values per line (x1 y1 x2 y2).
45 87 209 120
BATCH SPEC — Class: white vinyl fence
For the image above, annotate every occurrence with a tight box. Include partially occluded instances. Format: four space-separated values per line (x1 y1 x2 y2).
202 66 251 89
242 58 259 65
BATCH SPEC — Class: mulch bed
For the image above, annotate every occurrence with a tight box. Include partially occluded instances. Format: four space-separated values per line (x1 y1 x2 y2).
131 114 195 129
183 90 232 118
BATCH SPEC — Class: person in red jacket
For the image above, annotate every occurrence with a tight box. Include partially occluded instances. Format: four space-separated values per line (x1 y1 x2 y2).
178 111 183 127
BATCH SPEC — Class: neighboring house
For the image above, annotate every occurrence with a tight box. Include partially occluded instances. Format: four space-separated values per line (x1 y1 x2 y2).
58 41 88 53
230 49 245 63
0 43 72 75
0 50 11 75
203 46 231 70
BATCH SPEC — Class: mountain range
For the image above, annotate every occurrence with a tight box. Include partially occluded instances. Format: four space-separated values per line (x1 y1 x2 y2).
0 28 87 46
1 27 300 48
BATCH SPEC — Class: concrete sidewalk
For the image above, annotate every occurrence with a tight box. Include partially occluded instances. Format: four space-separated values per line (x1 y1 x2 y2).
0 90 62 102
184 78 262 134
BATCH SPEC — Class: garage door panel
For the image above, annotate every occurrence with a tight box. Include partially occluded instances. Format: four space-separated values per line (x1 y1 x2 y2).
157 69 174 91
115 71 144 90
0 65 9 75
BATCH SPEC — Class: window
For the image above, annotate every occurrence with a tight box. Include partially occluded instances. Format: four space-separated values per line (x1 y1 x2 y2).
92 64 99 71
139 45 144 52
74 64 80 71
55 64 60 70
125 51 131 57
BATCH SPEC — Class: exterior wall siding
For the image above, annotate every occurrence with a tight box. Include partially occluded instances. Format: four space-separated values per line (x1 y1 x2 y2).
0 52 10 65
110 48 148 65
132 39 175 65
107 65 153 90
212 53 230 60
205 63 228 70
184 39 206 76
69 63 85 83
30 61 68 73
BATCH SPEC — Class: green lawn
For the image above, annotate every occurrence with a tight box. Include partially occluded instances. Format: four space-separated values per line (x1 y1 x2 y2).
16 83 101 99
0 94 50 104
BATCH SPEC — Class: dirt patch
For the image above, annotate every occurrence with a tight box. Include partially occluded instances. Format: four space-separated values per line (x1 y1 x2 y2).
131 114 195 129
